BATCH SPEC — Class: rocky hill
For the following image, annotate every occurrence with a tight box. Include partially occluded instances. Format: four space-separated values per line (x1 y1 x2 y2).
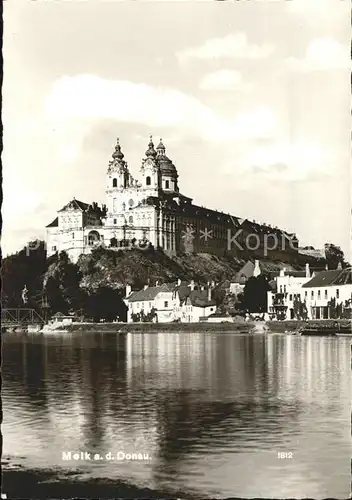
2 240 336 322
76 246 301 291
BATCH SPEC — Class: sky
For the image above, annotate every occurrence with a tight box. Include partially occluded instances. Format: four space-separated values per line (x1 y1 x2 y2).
2 0 351 259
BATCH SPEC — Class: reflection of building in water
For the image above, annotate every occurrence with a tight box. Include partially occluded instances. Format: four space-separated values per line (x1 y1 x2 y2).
126 332 254 399
126 333 211 390
264 334 351 406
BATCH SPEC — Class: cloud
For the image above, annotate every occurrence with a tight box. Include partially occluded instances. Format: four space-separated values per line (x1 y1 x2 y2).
243 140 327 181
199 69 253 91
177 33 275 63
286 37 350 72
44 74 279 141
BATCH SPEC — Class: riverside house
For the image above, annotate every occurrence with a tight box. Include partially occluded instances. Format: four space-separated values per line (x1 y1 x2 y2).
124 280 217 323
301 267 352 319
267 264 313 320
173 281 217 323
124 284 174 323
267 266 352 320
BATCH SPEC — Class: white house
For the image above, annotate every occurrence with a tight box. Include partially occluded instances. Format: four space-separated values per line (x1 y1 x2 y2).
172 280 217 323
124 283 174 323
267 264 313 320
124 279 217 323
301 267 352 319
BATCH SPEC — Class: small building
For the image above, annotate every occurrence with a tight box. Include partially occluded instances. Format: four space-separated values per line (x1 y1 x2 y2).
301 267 352 319
267 264 312 320
230 259 297 296
173 282 217 323
124 284 174 323
206 312 234 323
125 279 217 323
50 312 78 326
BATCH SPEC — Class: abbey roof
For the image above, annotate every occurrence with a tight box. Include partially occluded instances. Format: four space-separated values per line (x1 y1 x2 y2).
46 217 58 228
58 199 90 212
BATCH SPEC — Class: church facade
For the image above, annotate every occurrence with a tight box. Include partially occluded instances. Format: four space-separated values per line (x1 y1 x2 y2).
46 137 299 263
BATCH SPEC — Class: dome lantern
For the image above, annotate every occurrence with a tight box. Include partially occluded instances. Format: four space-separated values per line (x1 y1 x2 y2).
156 138 166 156
112 137 124 161
145 135 157 158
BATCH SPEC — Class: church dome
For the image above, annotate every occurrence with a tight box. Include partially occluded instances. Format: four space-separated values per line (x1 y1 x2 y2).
156 139 177 176
112 138 124 161
158 154 177 176
145 136 157 158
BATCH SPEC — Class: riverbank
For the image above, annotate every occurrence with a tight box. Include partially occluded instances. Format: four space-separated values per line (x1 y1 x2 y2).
62 320 254 333
1 465 196 500
266 319 351 333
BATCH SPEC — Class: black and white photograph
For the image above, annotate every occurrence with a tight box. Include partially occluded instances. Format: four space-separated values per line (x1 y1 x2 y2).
1 0 351 498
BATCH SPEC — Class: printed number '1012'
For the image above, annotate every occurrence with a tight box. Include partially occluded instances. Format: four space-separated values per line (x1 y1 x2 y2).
277 452 293 459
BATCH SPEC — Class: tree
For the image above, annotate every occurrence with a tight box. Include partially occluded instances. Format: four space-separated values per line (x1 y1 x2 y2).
293 296 308 320
44 251 84 315
143 307 157 322
83 286 127 322
325 243 346 269
2 240 47 309
110 237 118 248
240 275 270 313
131 312 141 322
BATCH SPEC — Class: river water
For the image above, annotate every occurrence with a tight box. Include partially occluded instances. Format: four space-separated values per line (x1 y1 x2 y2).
2 331 351 498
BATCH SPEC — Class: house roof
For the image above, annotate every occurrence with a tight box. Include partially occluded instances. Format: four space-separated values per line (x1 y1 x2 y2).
233 261 255 283
279 270 307 278
188 289 216 307
58 199 90 213
287 271 307 277
333 268 352 285
127 284 172 302
302 269 351 288
232 260 299 284
46 217 58 228
138 196 293 239
175 284 192 302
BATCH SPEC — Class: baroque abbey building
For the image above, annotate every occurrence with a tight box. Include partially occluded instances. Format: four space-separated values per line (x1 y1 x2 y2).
46 137 299 263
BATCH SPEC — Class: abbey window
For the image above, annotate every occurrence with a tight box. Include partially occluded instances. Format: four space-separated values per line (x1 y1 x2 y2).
146 176 151 186
165 180 170 189
112 178 117 188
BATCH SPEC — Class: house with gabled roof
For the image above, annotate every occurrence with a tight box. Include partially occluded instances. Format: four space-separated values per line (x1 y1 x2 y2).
172 280 217 323
124 283 175 323
267 263 313 320
301 267 352 319
124 279 217 323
